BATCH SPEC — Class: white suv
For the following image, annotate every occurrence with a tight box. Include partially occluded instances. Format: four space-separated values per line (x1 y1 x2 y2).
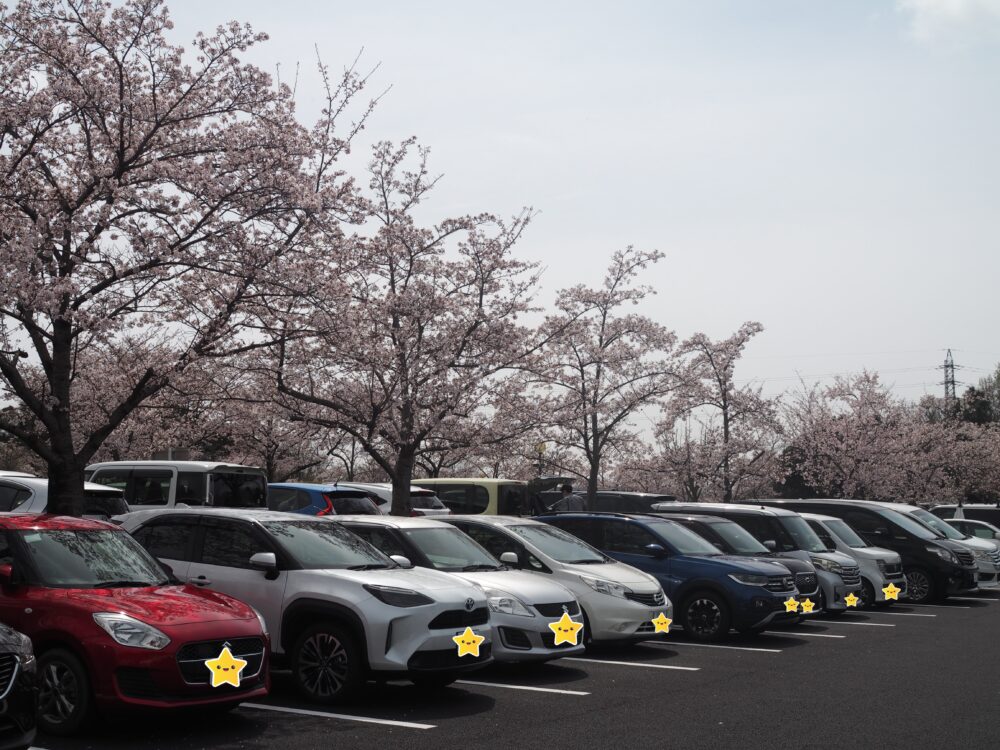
120 509 493 701
443 516 671 644
338 516 585 662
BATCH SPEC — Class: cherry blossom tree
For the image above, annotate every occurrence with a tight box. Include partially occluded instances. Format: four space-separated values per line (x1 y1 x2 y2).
274 140 540 514
533 248 679 504
0 0 369 513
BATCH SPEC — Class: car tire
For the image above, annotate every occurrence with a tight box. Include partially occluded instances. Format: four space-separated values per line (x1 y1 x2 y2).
858 579 877 609
37 648 94 736
410 672 458 689
681 591 731 642
816 589 845 617
581 609 594 649
292 622 364 704
904 568 935 604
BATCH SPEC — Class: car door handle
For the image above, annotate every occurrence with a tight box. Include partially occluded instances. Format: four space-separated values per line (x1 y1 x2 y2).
189 575 212 587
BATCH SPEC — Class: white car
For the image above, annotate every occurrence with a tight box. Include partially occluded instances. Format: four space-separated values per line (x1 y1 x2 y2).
333 482 452 516
337 515 585 662
800 513 907 607
867 502 1000 590
948 518 1000 543
120 508 493 701
0 475 128 518
442 516 671 644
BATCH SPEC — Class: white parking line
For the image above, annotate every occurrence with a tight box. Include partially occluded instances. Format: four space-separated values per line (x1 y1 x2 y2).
775 631 846 639
564 657 700 671
644 640 781 653
809 620 895 627
456 680 590 696
906 603 969 609
950 596 997 602
863 611 936 617
241 703 436 729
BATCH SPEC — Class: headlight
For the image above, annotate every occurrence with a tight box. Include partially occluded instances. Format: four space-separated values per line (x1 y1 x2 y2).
482 587 534 617
579 575 630 599
92 613 170 650
926 546 959 564
810 556 844 574
973 549 990 561
363 584 434 608
13 631 35 672
250 605 269 635
876 559 887 573
729 573 770 586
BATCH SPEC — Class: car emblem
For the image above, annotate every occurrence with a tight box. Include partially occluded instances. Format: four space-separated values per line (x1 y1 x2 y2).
562 604 569 614
465 598 475 611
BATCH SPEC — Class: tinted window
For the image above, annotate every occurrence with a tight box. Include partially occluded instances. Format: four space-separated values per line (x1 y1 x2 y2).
910 509 964 540
209 472 267 508
0 483 31 512
263 521 393 569
331 494 379 515
268 487 311 513
91 468 131 493
132 470 172 506
200 522 269 568
603 521 660 555
808 521 838 550
824 519 869 548
550 518 602 547
344 526 408 558
176 472 207 505
843 510 882 534
136 520 197 561
82 489 128 517
972 527 995 539
16 529 168 587
410 492 447 510
733 515 783 546
431 484 489 514
777 516 828 553
498 485 526 515
875 508 938 540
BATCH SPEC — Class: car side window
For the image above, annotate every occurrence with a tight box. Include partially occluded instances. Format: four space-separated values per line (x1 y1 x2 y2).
552 518 601 548
733 516 773 544
972 527 993 539
432 484 489 514
200 522 269 568
603 521 659 556
0 482 31 512
456 524 546 571
843 510 880 534
0 532 14 565
346 526 407 558
90 468 131 493
808 521 837 549
134 520 198 561
131 470 172 506
268 487 310 513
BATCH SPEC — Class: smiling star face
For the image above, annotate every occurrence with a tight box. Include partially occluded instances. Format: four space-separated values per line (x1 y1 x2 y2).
548 612 584 646
452 626 485 657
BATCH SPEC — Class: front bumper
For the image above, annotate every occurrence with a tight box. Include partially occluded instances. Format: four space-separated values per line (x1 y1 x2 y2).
492 608 585 662
944 567 979 595
0 657 36 750
817 571 862 612
873 572 908 602
586 596 673 643
741 593 807 629
373 605 494 674
975 560 1000 589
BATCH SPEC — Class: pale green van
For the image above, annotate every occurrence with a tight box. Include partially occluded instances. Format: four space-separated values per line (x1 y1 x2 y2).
411 478 528 515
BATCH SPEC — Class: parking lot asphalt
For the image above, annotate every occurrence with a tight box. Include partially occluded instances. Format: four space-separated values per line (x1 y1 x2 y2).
34 592 999 750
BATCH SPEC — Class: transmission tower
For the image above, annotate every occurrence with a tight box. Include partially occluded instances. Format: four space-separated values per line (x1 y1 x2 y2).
943 349 957 403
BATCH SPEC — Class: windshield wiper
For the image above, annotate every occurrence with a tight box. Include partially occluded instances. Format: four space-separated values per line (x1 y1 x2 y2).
92 580 159 588
566 559 605 564
461 564 500 571
347 563 391 571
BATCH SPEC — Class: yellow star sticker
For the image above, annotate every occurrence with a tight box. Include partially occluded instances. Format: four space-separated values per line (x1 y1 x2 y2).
548 611 584 646
205 646 247 688
882 582 901 601
452 626 485 657
651 612 672 634
784 596 800 613
844 592 859 608
799 598 815 614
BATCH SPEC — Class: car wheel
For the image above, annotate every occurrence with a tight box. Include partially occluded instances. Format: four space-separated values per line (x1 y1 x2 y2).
38 648 93 736
410 672 458 689
858 579 877 609
816 589 845 617
904 568 935 604
292 623 364 703
682 592 731 642
581 609 594 649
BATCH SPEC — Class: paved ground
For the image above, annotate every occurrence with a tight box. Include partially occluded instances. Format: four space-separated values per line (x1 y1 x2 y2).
35 591 998 750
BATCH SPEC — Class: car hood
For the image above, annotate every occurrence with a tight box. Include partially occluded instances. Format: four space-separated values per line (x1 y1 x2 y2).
951 535 997 553
853 547 902 564
811 551 857 568
562 560 659 591
691 555 794 576
310 565 483 595
48 584 256 626
751 554 814 574
0 622 28 650
450 569 575 604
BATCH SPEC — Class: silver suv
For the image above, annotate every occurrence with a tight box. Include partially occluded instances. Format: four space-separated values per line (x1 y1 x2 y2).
120 509 493 701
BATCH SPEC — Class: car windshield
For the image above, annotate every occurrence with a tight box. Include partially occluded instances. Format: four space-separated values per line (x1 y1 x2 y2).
263 521 394 569
15 529 169 588
209 472 267 508
647 520 723 555
778 516 829 553
877 508 938 540
403 528 500 571
825 519 869 548
910 509 965 540
508 524 606 564
706 521 769 555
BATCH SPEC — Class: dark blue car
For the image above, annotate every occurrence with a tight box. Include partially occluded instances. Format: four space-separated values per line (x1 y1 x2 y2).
538 512 801 641
266 482 381 516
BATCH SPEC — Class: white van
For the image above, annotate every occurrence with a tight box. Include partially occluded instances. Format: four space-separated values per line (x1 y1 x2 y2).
85 460 267 511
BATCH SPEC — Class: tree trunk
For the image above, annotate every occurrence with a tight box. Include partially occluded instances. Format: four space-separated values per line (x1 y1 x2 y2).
391 448 415 516
587 457 599 511
45 457 87 517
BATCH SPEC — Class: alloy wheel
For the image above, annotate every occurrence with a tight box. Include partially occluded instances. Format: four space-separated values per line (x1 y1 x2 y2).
39 661 79 726
905 569 932 603
686 597 722 637
298 631 351 699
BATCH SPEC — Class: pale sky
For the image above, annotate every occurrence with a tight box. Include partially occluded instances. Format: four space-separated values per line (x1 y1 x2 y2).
170 0 1000 400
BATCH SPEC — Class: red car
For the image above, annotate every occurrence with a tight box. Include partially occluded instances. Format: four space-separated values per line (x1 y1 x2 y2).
0 515 269 735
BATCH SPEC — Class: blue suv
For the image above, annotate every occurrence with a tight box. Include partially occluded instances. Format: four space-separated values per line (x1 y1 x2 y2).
538 512 800 641
266 482 380 516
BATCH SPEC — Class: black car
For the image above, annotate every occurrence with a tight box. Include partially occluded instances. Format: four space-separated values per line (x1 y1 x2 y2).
538 490 677 514
0 623 36 750
755 499 980 603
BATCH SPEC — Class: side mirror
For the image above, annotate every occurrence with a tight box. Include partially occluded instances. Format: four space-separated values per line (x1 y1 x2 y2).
249 552 278 572
389 554 413 569
499 551 520 567
0 563 13 586
874 527 890 537
763 540 777 551
644 543 668 558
